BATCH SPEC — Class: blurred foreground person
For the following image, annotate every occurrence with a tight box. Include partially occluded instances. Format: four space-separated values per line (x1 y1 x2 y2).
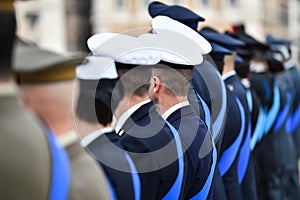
0 1 70 199
75 56 140 200
13 42 111 200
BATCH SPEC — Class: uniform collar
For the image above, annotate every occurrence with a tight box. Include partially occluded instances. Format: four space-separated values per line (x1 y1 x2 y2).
162 101 190 120
222 70 236 81
81 127 113 147
0 81 18 96
284 59 296 70
58 130 79 147
115 99 151 135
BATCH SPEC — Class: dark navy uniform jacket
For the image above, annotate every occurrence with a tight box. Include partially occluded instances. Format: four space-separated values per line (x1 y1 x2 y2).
190 61 228 200
253 74 300 200
166 104 214 200
283 66 300 156
249 89 264 151
250 72 279 137
87 131 137 200
224 72 258 200
116 101 180 200
219 89 245 200
191 60 227 149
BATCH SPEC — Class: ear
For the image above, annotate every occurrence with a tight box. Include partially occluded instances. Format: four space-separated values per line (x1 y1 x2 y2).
152 76 161 94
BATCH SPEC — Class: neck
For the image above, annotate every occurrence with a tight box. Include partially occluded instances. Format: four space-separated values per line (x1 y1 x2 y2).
223 54 236 76
75 118 110 139
156 94 187 115
222 67 234 76
114 94 149 120
42 111 74 137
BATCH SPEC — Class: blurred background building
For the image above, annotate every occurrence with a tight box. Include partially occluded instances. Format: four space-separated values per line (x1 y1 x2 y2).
15 0 300 64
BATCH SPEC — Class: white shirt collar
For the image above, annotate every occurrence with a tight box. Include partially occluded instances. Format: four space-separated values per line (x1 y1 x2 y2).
80 127 113 147
222 71 236 81
58 130 79 147
0 82 18 96
115 99 151 135
284 59 296 70
162 101 190 120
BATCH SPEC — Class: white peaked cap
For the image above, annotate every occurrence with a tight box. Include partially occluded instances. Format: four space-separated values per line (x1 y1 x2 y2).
152 16 212 55
138 32 204 65
76 56 118 80
87 33 119 53
87 33 161 65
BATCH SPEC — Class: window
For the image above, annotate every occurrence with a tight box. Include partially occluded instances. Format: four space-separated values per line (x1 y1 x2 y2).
229 0 236 7
201 0 209 7
116 0 125 9
280 4 288 26
172 0 181 4
225 0 238 8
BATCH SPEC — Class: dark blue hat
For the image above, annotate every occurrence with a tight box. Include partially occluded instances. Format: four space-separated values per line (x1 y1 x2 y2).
209 42 244 63
209 42 232 61
266 34 291 46
148 1 205 30
234 24 268 49
265 50 284 73
235 54 244 63
210 42 232 55
199 27 244 50
236 49 254 61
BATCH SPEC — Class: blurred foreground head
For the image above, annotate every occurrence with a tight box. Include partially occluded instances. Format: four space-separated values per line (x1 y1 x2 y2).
13 40 84 134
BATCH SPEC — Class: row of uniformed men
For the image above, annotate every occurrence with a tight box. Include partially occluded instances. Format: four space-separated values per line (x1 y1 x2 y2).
1 1 300 200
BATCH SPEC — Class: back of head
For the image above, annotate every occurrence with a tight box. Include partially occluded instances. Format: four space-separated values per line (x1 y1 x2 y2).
116 64 152 98
76 79 115 126
75 56 120 126
152 62 193 97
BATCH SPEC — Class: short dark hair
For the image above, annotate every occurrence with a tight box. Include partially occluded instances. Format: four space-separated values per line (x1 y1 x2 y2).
152 64 193 96
117 65 151 97
76 79 114 126
0 12 16 76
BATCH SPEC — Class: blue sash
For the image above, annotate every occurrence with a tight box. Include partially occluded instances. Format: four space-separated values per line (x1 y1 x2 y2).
246 89 265 150
246 90 253 113
195 91 211 127
264 82 280 135
195 90 227 141
191 134 217 200
106 152 141 200
237 123 251 183
124 152 141 200
45 129 70 200
238 91 252 182
162 121 184 200
219 97 245 176
107 179 118 200
286 103 300 133
251 107 265 150
274 92 291 132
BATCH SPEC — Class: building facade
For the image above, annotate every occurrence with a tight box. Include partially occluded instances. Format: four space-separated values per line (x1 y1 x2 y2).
15 0 300 64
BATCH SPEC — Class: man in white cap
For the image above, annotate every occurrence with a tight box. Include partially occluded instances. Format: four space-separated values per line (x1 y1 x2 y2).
75 56 141 200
